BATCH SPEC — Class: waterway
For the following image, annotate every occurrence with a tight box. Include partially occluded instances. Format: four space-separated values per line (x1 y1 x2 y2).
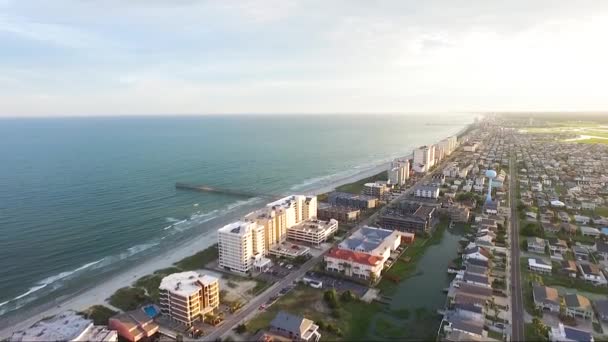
367 224 465 340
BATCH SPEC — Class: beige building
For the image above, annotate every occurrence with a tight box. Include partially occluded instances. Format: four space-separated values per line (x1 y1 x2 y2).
287 219 338 246
388 158 410 186
159 272 220 327
362 182 387 197
218 220 265 274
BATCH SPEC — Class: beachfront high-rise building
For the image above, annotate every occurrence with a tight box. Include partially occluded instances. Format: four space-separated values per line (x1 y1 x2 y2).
218 220 265 273
266 195 318 227
437 136 458 162
413 145 434 173
159 272 219 327
388 158 409 186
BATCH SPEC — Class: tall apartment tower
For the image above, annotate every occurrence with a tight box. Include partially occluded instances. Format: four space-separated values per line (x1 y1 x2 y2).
218 220 265 274
159 272 220 326
413 146 434 173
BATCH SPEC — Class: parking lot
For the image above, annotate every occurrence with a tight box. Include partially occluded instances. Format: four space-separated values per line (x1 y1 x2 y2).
304 271 369 297
257 260 299 283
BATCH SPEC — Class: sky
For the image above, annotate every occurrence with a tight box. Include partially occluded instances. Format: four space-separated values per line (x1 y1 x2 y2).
1 0 608 117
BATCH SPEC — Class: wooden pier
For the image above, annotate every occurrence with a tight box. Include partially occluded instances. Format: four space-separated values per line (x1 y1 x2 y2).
175 183 277 199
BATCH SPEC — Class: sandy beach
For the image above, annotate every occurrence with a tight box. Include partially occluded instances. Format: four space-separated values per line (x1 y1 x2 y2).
0 161 390 338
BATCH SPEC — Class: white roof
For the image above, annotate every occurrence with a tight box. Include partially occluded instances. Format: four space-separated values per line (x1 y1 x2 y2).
528 258 552 270
10 311 93 342
159 271 218 297
218 220 256 235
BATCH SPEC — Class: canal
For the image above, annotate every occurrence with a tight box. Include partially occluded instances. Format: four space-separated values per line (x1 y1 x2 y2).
367 224 465 340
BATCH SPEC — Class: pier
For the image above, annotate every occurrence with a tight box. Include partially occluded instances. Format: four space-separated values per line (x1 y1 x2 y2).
175 183 278 199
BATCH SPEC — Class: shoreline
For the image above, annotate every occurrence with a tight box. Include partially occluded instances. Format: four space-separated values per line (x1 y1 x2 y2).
0 161 391 338
0 121 474 338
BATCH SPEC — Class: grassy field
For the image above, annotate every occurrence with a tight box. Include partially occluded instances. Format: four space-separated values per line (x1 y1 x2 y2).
244 285 381 341
108 287 150 311
376 218 448 294
335 171 387 194
576 137 608 145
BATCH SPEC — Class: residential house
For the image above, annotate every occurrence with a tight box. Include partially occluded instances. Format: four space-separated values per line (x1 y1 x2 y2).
560 260 578 278
574 215 590 225
596 240 608 263
527 237 547 254
594 299 608 322
462 245 491 262
532 285 561 313
269 311 321 342
550 323 594 342
528 258 552 274
547 238 568 255
578 263 607 286
580 226 601 238
572 246 589 261
564 294 593 319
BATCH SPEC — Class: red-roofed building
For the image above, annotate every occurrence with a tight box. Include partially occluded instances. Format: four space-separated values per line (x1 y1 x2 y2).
324 248 383 281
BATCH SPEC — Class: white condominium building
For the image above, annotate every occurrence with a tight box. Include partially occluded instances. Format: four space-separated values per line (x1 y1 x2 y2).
287 219 338 246
218 220 265 274
413 145 435 173
159 272 220 326
388 158 409 186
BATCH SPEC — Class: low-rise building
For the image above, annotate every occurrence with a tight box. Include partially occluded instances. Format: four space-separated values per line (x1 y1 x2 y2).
286 219 338 246
10 310 117 342
268 241 310 259
317 204 360 222
561 260 578 278
378 203 436 235
565 294 593 319
462 245 491 262
578 263 607 286
528 258 552 274
328 192 378 209
159 272 220 326
415 185 440 199
527 237 547 254
324 248 383 281
338 226 405 263
550 323 594 342
268 311 321 342
109 309 159 342
532 285 560 313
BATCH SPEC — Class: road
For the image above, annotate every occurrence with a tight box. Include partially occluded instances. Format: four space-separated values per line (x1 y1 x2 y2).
204 156 451 341
509 156 525 341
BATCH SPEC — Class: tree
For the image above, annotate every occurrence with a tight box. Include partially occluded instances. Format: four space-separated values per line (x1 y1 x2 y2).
522 239 528 251
234 324 247 334
340 290 355 302
324 289 339 309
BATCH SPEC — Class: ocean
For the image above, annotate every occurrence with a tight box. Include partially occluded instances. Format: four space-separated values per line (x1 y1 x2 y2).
0 113 474 318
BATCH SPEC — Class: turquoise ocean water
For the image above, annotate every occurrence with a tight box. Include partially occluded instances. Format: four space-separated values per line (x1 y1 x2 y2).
0 114 474 318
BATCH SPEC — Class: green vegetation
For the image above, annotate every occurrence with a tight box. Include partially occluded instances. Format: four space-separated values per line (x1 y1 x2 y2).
371 307 439 341
247 279 271 296
245 285 381 341
335 171 387 194
576 137 608 145
488 330 503 340
108 287 151 311
524 318 550 341
520 222 543 237
594 206 608 217
377 218 448 294
173 244 218 270
80 305 117 325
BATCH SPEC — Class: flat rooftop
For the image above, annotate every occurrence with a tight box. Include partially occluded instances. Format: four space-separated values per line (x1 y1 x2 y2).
218 220 256 235
159 271 218 297
10 310 92 342
289 219 337 233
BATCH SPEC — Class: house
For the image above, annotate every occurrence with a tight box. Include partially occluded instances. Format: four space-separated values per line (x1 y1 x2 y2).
324 248 383 281
560 223 578 235
527 237 547 254
461 272 491 288
594 299 608 322
547 238 568 255
550 323 594 342
269 311 321 342
532 285 560 312
558 211 571 223
109 310 159 342
543 223 560 234
462 245 491 262
572 246 589 261
574 215 590 225
578 263 608 286
561 260 578 278
596 240 608 262
444 316 485 341
580 226 601 238
564 294 594 319
528 258 552 274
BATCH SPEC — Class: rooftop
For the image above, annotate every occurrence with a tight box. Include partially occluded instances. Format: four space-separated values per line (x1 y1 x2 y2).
159 271 218 297
9 311 93 342
218 220 257 235
339 226 396 252
289 219 337 233
326 248 383 266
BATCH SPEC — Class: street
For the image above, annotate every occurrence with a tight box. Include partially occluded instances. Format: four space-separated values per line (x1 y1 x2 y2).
509 156 524 341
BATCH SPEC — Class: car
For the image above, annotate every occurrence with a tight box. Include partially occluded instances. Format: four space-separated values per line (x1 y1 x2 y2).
259 304 266 311
286 264 293 270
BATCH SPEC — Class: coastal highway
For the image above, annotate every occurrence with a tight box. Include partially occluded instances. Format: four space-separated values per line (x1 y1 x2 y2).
204 153 455 341
509 156 525 341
